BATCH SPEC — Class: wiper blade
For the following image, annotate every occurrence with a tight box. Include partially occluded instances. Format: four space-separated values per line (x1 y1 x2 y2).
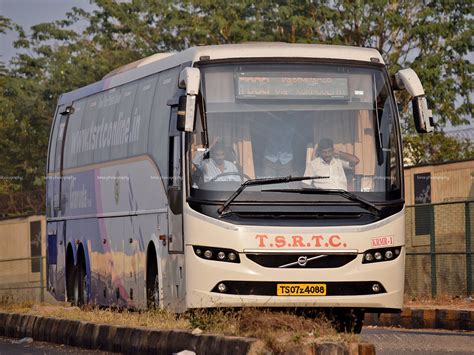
289 187 381 216
217 175 329 216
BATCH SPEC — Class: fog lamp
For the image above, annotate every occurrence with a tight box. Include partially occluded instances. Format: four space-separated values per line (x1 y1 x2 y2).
217 283 227 293
372 283 381 293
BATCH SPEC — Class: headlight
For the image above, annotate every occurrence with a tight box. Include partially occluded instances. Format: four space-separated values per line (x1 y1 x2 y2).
193 245 240 263
362 247 402 264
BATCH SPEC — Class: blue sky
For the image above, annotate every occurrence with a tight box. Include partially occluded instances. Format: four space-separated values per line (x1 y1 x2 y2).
1 0 94 62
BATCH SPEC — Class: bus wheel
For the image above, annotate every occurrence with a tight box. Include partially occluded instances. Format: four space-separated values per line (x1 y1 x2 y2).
66 246 75 302
333 309 364 334
146 262 159 309
73 262 88 307
147 273 159 309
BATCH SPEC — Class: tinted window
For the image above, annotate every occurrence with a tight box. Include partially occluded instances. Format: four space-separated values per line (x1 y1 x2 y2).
48 109 61 173
93 89 119 164
110 82 137 160
128 75 158 157
54 115 67 172
63 99 86 169
148 67 180 181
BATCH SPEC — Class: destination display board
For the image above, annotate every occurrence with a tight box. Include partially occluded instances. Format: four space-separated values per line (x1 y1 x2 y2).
236 74 349 99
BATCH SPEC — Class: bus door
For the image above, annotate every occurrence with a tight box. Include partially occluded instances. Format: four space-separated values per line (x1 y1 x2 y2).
167 104 184 253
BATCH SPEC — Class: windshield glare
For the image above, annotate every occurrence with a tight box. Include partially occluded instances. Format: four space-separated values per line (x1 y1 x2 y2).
189 63 401 202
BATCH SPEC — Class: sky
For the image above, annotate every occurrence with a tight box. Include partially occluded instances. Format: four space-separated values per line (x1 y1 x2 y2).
0 0 95 62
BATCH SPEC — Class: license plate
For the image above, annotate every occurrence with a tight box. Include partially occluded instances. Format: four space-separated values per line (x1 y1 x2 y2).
276 283 327 296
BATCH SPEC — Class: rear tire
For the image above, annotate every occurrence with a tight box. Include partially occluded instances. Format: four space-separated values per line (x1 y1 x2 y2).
333 309 364 334
147 262 159 309
72 262 88 307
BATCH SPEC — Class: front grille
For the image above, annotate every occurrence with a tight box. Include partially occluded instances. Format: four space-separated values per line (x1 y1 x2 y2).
245 253 357 268
211 281 386 296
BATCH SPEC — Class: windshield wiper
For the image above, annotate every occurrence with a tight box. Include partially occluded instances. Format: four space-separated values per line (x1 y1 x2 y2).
217 175 329 216
265 187 381 216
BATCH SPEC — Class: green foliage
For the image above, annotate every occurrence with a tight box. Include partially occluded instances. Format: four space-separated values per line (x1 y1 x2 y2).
0 1 472 194
404 132 474 166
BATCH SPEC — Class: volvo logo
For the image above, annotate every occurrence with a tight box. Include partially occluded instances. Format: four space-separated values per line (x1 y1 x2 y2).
278 254 328 268
297 256 308 267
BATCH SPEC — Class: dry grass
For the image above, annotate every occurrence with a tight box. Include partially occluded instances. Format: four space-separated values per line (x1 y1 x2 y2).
0 303 358 353
405 294 474 310
236 309 358 353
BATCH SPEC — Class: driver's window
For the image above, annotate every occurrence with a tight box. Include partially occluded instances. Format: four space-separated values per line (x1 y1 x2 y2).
190 112 252 188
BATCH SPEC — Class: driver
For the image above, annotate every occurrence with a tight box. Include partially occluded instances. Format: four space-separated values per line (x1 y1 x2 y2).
199 142 241 183
303 138 359 190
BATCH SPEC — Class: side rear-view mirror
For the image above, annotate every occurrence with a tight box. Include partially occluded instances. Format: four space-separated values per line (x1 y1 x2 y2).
177 67 200 132
412 96 434 133
177 95 196 132
178 67 200 95
394 68 434 133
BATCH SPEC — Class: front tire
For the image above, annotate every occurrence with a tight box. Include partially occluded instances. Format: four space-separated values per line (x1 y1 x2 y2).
333 309 365 334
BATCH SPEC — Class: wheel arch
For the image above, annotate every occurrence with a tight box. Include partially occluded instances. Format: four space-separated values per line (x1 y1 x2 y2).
146 241 158 280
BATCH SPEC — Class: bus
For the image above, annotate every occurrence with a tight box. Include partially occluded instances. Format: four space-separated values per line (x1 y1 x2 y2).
46 43 433 332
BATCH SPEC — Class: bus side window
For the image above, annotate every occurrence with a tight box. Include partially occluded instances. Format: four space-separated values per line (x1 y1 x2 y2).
63 99 86 169
73 93 99 166
92 91 111 164
111 83 137 160
148 66 181 187
48 110 62 173
128 75 158 157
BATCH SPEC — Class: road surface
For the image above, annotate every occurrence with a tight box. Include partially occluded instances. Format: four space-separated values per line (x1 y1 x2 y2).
0 336 113 355
362 326 474 354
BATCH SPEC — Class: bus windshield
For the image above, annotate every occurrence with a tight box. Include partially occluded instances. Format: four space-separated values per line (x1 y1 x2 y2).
188 62 401 203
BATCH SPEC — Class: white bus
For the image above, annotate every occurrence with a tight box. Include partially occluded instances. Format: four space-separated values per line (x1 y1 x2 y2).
46 43 433 332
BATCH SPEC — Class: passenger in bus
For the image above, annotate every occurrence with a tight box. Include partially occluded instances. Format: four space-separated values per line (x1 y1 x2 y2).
303 138 359 190
263 119 295 177
195 142 241 183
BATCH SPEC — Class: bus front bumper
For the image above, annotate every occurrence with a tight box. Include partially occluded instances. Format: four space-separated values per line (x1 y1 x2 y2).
185 246 405 310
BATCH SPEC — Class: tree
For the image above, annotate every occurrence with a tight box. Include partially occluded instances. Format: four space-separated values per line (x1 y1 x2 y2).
69 0 472 125
0 0 472 195
404 132 474 166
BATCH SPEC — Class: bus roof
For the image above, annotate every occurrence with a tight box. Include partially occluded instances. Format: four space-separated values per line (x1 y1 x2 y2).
58 43 384 105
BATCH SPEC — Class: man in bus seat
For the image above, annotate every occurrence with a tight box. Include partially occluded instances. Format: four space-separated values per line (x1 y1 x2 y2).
303 138 359 190
195 142 241 183
263 119 295 178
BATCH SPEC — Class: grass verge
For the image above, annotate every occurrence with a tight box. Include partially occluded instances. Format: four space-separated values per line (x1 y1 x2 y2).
0 302 359 353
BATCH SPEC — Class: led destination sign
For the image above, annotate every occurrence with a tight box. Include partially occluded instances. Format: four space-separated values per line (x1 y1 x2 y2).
237 74 349 99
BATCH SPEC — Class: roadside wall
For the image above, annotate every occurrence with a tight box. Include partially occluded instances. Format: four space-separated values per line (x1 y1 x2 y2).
0 215 54 303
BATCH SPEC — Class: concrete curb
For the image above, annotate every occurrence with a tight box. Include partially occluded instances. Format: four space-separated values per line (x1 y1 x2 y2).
0 311 375 354
365 307 474 331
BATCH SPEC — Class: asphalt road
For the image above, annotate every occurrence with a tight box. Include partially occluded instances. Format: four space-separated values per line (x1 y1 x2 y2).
1 327 473 354
362 326 474 354
0 336 113 355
